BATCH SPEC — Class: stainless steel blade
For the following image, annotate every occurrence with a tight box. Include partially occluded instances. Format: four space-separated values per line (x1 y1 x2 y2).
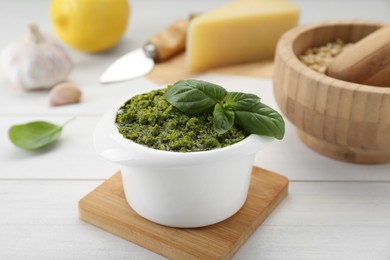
99 48 155 84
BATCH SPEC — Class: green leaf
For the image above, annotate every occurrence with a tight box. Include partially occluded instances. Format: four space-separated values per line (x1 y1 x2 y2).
8 117 75 151
164 79 227 114
213 103 235 134
224 92 260 110
234 102 285 139
163 79 285 140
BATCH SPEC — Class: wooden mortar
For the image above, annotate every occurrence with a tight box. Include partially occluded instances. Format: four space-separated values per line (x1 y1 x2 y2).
273 20 390 164
327 25 390 87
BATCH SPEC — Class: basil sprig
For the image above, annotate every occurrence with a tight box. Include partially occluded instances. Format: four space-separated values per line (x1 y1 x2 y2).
165 80 285 139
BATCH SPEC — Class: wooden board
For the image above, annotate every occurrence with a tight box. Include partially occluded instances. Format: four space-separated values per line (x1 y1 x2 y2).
79 166 288 259
146 52 274 85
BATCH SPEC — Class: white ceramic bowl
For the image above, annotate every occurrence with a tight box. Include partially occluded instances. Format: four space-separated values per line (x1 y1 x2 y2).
94 87 273 228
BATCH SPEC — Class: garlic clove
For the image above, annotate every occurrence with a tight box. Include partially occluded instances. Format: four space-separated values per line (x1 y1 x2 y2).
49 82 82 106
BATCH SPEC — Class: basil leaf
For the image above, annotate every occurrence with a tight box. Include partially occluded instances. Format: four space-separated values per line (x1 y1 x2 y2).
225 92 260 110
163 79 285 140
8 117 75 151
213 103 234 134
234 103 285 139
164 79 227 114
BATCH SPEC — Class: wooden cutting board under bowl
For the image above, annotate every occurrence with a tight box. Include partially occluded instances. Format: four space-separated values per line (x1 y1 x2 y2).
79 166 288 259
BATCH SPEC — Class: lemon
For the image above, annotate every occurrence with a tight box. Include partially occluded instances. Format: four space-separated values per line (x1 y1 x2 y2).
50 0 130 52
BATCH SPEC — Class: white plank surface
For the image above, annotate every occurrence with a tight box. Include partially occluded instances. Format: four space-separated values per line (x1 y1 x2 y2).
0 77 157 116
0 116 115 179
1 75 389 181
1 0 390 259
1 180 390 259
0 180 162 260
1 0 389 116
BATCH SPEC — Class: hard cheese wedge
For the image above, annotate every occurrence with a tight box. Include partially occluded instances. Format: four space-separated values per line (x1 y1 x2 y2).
187 0 300 72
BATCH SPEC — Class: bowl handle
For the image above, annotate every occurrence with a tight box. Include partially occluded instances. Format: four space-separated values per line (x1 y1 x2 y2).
93 108 142 164
99 148 141 163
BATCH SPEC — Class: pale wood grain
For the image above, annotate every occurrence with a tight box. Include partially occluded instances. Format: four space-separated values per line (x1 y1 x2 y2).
1 76 389 181
79 167 289 260
328 25 390 87
1 180 390 259
147 19 189 62
1 1 390 259
0 180 162 260
0 116 116 180
274 20 390 163
146 52 273 85
0 77 157 116
235 226 390 260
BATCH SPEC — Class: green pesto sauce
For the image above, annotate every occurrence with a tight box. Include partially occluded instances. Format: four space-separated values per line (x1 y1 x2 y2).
115 87 249 152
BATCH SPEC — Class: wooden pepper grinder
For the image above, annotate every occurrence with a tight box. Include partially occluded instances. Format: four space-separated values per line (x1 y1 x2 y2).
327 25 390 87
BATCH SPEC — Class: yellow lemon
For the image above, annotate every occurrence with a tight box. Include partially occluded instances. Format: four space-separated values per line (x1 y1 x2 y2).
50 0 130 52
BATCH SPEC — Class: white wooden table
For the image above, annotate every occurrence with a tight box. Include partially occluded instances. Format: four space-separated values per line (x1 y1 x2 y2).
1 0 390 259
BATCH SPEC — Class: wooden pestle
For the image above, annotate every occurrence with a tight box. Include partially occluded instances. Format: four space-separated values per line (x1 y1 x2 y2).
327 25 390 87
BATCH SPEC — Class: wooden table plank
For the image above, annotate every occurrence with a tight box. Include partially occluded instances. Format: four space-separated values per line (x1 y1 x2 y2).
1 76 389 181
79 168 288 259
1 180 390 259
0 1 389 260
235 226 390 260
0 180 162 260
0 116 116 180
0 77 156 116
1 116 390 182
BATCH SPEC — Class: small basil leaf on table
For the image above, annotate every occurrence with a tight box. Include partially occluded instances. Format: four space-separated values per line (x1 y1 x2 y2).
8 117 75 151
234 103 285 140
224 92 260 110
164 79 227 114
213 103 235 134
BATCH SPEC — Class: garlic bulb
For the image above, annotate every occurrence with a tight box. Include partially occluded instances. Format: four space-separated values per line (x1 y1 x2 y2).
1 24 72 90
49 82 82 106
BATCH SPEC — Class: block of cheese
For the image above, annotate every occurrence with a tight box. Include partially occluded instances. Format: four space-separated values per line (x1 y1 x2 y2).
186 0 300 72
